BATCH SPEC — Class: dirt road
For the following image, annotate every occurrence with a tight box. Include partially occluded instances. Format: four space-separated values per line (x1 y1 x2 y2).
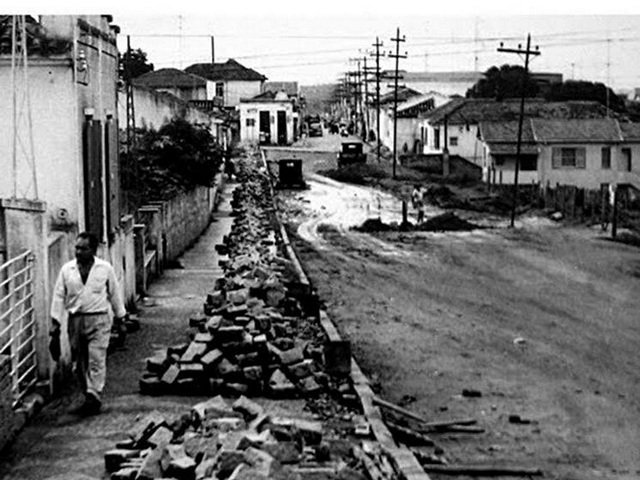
266 135 640 480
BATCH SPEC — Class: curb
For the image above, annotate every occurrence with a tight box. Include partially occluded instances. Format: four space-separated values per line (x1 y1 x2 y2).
262 147 431 480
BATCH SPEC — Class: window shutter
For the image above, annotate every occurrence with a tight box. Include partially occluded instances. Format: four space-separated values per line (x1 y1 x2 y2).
552 148 561 169
576 148 586 169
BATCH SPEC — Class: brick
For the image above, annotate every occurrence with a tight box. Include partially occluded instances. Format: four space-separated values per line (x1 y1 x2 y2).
166 456 197 480
179 363 205 377
261 441 302 464
193 332 213 343
298 376 322 395
217 326 245 343
233 316 251 327
225 383 250 396
287 359 315 379
147 425 173 447
136 446 163 480
215 449 247 478
225 304 249 319
270 417 323 445
104 448 141 473
243 447 279 477
160 364 180 385
227 288 249 305
216 357 241 379
206 290 225 308
267 369 297 397
206 316 223 333
192 396 240 422
127 411 167 444
160 444 187 472
232 396 264 421
277 346 305 366
180 342 208 362
242 366 263 384
235 352 261 367
182 432 219 460
200 349 223 368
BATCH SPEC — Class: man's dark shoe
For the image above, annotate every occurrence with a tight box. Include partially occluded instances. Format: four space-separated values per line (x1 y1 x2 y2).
69 393 101 416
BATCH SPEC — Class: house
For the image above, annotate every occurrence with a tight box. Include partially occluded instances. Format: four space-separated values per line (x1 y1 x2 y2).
132 68 210 102
419 98 616 166
239 90 296 145
478 118 640 188
377 91 449 154
185 59 266 108
381 71 484 97
263 81 299 98
0 15 133 399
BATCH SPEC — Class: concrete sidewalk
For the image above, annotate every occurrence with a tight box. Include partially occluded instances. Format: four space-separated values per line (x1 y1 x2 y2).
0 184 238 480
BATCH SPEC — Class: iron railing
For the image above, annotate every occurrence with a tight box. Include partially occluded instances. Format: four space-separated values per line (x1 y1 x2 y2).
0 250 37 407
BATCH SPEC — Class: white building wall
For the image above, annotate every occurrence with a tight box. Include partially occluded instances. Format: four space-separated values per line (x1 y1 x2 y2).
422 122 483 164
239 101 294 145
224 80 263 107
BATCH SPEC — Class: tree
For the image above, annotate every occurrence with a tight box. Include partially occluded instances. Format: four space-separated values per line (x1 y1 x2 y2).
466 64 539 100
545 80 626 113
119 47 154 82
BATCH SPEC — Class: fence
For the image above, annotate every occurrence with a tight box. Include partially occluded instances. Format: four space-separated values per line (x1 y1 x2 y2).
0 250 37 408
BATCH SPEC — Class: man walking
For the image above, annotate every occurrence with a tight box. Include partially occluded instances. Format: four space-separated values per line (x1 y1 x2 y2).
50 232 127 415
411 184 425 225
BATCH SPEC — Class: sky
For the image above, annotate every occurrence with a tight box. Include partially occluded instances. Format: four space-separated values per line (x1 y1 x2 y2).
12 0 640 91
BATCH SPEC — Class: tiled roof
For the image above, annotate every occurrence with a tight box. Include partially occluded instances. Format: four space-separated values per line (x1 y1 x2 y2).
486 143 540 155
424 98 617 124
133 68 207 88
240 90 292 103
531 118 622 143
378 87 422 106
619 122 640 141
185 59 266 82
478 121 536 143
263 81 299 96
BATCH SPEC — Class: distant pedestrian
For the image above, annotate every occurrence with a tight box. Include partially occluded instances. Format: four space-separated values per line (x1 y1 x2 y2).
50 232 127 416
411 184 425 224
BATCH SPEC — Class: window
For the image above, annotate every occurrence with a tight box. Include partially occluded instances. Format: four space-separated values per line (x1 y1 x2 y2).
621 148 632 172
449 136 458 147
215 82 224 97
434 128 440 149
520 156 537 171
246 118 255 127
601 147 611 169
552 147 586 169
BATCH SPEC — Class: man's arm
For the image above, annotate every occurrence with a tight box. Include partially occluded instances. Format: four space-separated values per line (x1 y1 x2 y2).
106 266 127 319
50 268 66 328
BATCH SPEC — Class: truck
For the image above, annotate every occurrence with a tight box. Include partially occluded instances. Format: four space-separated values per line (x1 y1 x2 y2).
337 142 367 168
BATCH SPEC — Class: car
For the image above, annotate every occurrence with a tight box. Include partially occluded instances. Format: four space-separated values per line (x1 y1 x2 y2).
337 142 367 167
308 122 323 137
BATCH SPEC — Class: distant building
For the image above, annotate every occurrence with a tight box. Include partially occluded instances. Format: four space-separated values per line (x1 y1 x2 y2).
133 68 210 101
381 71 484 97
263 81 299 98
239 90 297 146
185 59 266 108
479 118 640 188
420 98 617 166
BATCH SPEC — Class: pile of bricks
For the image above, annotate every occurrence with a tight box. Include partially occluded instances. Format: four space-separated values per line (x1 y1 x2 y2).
139 161 340 399
105 395 381 480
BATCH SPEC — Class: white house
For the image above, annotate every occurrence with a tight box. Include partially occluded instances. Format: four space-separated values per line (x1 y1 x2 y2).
478 118 640 189
239 91 295 145
185 59 266 108
420 98 614 166
133 68 209 102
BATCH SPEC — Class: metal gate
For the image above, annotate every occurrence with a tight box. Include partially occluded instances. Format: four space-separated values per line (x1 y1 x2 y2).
0 250 37 407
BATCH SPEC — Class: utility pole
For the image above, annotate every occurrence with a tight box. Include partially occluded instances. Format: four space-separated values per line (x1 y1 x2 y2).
388 27 406 179
348 58 363 137
211 35 215 63
125 35 136 153
11 15 38 199
362 56 369 141
368 37 384 162
498 34 540 228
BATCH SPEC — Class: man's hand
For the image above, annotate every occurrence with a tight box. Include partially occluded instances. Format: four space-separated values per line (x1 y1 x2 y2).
51 318 60 332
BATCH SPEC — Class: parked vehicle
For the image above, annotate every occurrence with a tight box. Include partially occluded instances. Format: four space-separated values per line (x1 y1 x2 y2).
275 158 306 189
337 142 367 167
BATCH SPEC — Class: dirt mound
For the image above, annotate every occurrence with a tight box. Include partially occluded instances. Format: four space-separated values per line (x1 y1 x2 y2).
353 218 397 232
418 212 480 232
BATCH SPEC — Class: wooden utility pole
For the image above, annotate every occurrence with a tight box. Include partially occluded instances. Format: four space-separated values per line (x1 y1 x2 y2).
497 34 540 227
125 35 136 153
368 37 384 162
211 35 215 63
362 56 369 141
388 28 406 179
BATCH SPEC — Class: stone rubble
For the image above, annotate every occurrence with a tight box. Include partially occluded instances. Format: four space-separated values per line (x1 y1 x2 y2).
105 394 394 480
138 159 351 400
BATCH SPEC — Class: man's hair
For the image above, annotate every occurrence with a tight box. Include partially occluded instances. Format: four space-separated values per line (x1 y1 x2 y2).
77 232 99 251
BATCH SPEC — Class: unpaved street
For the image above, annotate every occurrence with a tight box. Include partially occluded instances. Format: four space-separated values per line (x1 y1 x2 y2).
266 134 640 480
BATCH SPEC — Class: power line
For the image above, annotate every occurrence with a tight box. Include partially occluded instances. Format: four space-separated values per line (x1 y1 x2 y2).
388 27 407 180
